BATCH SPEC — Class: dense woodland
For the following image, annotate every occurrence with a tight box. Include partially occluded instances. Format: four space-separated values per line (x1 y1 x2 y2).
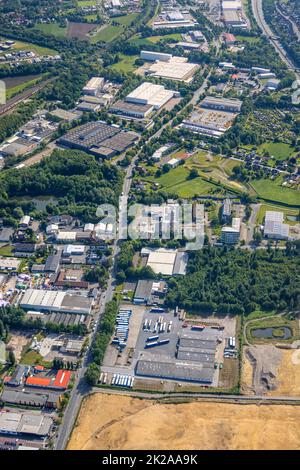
0 149 123 224
85 300 118 385
166 243 300 316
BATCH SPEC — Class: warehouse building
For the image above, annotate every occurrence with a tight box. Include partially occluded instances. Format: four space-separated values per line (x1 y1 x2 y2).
59 121 139 159
147 56 199 83
82 77 104 96
135 359 214 384
133 279 167 305
140 50 172 62
144 247 188 276
0 390 59 409
20 289 93 315
110 82 175 119
264 211 289 240
201 96 242 113
221 198 232 223
0 410 52 437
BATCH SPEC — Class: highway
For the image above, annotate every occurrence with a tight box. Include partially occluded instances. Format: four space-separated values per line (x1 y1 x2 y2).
251 0 300 81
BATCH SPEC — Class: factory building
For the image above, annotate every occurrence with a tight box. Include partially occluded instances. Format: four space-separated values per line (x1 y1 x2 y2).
0 410 52 437
82 77 104 96
201 96 242 113
59 121 139 159
143 247 188 276
20 289 93 315
264 211 289 240
221 218 241 244
221 198 232 223
0 390 59 409
136 359 214 384
140 50 172 62
110 82 175 119
147 56 199 83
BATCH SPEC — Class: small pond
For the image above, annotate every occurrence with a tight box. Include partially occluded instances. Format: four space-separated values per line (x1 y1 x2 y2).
251 326 292 340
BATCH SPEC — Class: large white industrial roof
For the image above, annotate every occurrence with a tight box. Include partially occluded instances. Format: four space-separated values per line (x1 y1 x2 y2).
126 82 174 109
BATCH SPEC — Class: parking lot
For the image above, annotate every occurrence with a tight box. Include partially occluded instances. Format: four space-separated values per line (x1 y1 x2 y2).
101 304 237 390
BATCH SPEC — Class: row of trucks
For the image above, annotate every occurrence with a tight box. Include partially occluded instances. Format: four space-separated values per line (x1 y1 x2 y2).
144 335 170 349
111 374 134 388
112 309 132 350
98 372 108 384
224 337 237 358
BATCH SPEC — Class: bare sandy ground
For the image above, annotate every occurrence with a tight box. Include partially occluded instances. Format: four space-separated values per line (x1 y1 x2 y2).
269 349 300 396
68 394 300 450
242 345 300 397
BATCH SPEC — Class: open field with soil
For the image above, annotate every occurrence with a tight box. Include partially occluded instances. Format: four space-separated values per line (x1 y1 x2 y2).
67 22 97 40
68 393 300 450
241 344 300 397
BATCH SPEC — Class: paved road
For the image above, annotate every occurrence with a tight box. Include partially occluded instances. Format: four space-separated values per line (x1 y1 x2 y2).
54 73 211 449
251 0 300 81
90 386 300 405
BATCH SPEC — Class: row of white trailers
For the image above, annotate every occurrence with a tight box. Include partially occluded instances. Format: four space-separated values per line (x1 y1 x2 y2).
112 309 132 350
111 374 134 388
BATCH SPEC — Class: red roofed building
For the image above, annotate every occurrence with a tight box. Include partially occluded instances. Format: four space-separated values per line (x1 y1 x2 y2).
53 370 72 390
26 376 52 388
25 370 71 391
223 33 236 45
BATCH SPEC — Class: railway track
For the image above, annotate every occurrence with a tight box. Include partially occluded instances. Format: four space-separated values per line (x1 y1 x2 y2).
0 78 52 117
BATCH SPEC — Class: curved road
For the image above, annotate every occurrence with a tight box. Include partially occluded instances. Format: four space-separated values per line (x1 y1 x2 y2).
251 0 300 81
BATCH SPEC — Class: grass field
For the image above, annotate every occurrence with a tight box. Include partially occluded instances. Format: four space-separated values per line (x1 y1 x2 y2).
256 142 295 160
250 178 300 207
147 165 225 198
35 23 67 39
20 350 52 368
0 245 13 256
256 203 299 225
0 37 57 56
147 33 182 43
6 76 43 100
236 35 259 43
78 0 97 6
91 24 123 43
110 54 138 72
113 13 139 26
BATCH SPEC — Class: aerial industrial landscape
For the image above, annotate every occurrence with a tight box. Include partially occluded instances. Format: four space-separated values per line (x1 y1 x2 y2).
0 0 299 454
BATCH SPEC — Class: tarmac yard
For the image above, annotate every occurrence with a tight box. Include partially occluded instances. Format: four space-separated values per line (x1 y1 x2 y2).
68 393 300 450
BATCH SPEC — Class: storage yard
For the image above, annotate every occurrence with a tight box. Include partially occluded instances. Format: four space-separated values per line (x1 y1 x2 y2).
68 393 300 450
100 303 237 391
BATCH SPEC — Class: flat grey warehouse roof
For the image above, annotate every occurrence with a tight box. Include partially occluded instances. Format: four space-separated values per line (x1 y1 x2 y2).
136 359 214 383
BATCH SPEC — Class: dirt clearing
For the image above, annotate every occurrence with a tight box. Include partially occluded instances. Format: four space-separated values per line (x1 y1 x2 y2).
68 393 300 450
241 345 300 396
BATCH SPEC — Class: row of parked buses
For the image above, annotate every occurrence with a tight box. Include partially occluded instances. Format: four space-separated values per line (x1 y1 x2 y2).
111 374 134 388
